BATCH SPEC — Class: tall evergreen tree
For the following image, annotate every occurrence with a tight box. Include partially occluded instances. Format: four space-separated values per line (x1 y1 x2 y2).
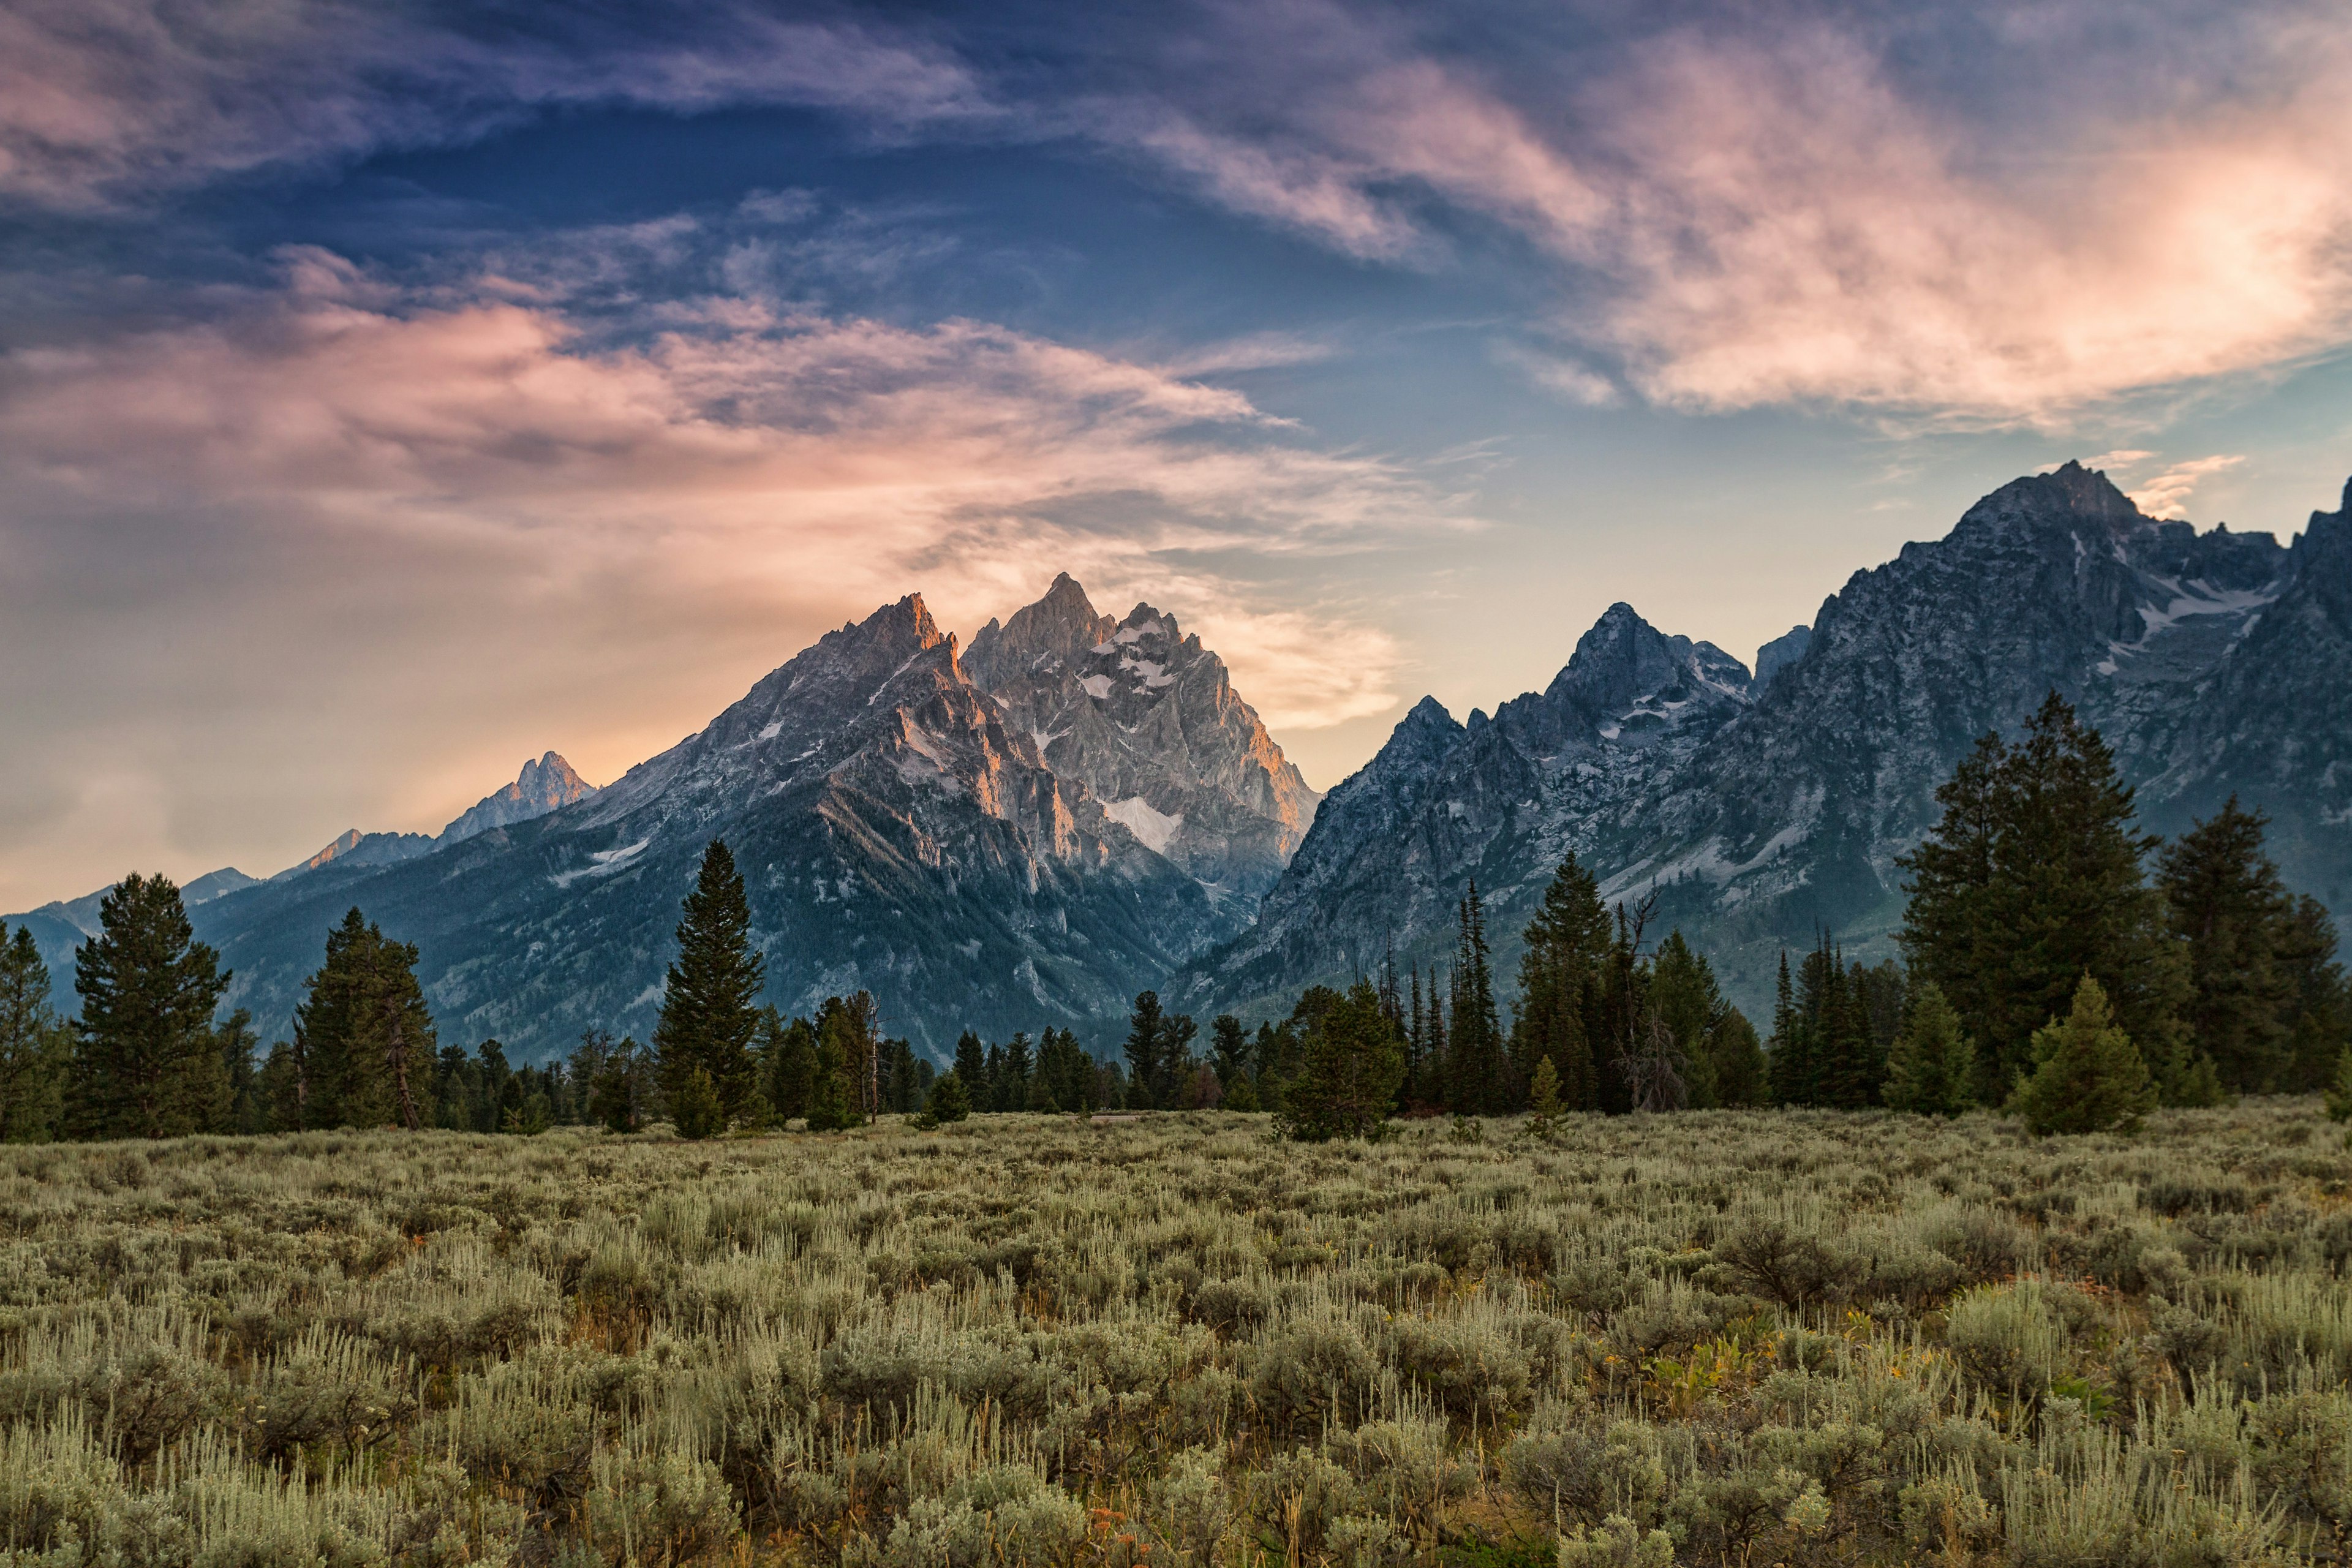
1900 694 2188 1099
1209 1015 1250 1095
765 1014 818 1122
1649 930 1732 1108
0 924 68 1143
2159 798 2301 1093
2280 898 2352 1092
812 995 875 1127
953 1030 988 1096
214 1009 261 1134
1882 982 1976 1117
1768 951 1809 1106
1278 980 1405 1141
653 840 764 1129
67 873 230 1140
1448 881 1506 1114
1510 857 1609 1113
290 908 435 1130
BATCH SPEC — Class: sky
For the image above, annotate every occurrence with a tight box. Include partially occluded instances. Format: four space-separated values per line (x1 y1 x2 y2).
4 0 2351 911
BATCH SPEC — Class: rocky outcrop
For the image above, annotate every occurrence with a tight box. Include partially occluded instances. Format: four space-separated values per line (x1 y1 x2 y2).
963 575 1319 923
439 752 597 845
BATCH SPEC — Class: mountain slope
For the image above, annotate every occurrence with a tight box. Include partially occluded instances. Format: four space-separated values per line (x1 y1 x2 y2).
963 575 1319 923
189 597 1213 1058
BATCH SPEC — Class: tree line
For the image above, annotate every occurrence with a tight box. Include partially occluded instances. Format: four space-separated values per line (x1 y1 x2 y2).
2 694 2342 1143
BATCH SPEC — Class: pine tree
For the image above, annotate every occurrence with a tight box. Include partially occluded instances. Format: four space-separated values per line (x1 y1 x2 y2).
290 908 435 1130
1768 951 1808 1106
0 924 67 1144
1209 1015 1249 1096
67 873 231 1139
804 1020 855 1132
813 995 873 1127
1003 1031 1034 1107
669 1066 724 1140
1123 992 1169 1109
925 1069 971 1123
1448 882 1506 1114
1708 1011 1770 1106
1901 695 2187 1100
1510 857 1608 1113
214 1009 260 1134
1649 930 1732 1108
952 1030 987 1098
1025 1071 1060 1113
1526 1055 1563 1134
1278 980 1405 1141
1882 982 1975 1117
761 1012 817 1122
2160 798 2300 1093
653 841 764 1130
2008 976 2157 1136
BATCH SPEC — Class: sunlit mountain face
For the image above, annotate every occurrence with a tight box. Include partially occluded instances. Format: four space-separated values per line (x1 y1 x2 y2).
4 0 2350 935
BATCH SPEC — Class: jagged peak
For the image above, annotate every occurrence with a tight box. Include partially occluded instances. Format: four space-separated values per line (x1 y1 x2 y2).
1956 462 2146 542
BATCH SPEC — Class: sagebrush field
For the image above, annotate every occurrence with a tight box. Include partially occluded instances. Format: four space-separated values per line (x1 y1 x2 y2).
4 1102 2350 1566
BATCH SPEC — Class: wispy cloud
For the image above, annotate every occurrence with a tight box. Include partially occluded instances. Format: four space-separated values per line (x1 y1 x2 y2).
2126 455 2247 520
1075 4 2352 426
0 1 992 208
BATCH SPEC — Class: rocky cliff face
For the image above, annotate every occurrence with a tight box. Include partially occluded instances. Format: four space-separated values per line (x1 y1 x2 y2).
963 575 1320 925
190 595 1216 1058
1186 464 2343 1021
439 752 597 845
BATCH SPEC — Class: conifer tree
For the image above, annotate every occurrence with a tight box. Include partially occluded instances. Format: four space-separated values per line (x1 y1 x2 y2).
1448 882 1506 1114
290 908 435 1130
1651 930 1743 1108
953 1030 988 1097
1003 1031 1034 1107
2325 1046 2352 1125
1123 991 1169 1109
1025 1071 1060 1113
804 1020 855 1132
761 1011 818 1122
1278 980 1404 1141
2282 898 2352 1093
669 1065 724 1139
812 995 873 1127
925 1069 971 1123
1708 1011 1770 1106
1882 983 1975 1117
1768 951 1809 1106
1510 857 1608 1113
1209 1015 1249 1096
67 873 230 1140
214 1009 260 1134
2008 976 2156 1136
1901 694 2187 1099
1526 1055 1563 1134
653 840 764 1129
2160 798 2305 1093
1419 981 1447 1110
0 924 67 1144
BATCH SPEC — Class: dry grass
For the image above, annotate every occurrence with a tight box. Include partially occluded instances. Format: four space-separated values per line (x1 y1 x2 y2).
0 1100 2345 1564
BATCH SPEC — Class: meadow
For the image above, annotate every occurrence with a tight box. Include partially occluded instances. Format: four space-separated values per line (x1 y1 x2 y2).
1 1102 2348 1566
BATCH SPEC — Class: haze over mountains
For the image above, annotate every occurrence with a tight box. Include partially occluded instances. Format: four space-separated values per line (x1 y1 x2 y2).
12 465 2348 1058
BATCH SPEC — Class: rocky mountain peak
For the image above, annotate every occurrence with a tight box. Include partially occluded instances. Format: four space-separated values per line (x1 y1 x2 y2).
1548 602 1749 719
963 575 1320 914
440 751 599 846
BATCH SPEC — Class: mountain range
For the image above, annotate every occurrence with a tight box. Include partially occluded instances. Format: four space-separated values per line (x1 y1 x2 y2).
9 464 2346 1057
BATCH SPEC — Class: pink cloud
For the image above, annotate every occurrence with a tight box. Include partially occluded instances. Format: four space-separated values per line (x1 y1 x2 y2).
0 262 1428 903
